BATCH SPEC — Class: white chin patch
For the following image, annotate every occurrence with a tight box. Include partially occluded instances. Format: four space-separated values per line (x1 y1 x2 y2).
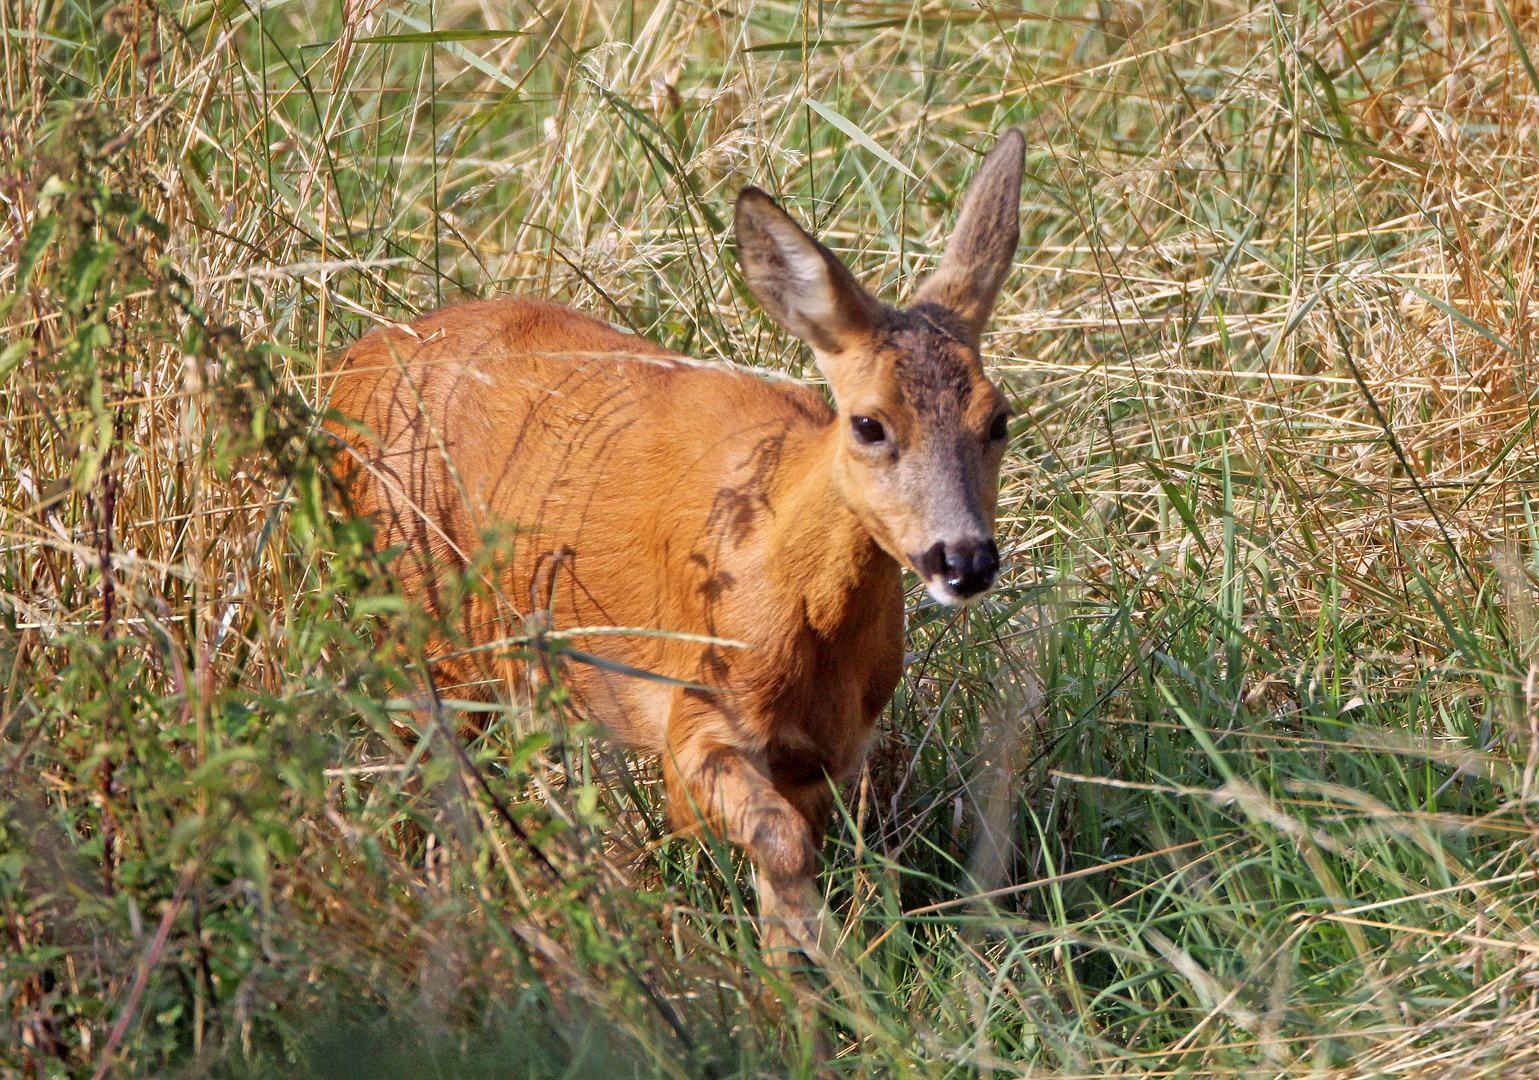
921 577 989 607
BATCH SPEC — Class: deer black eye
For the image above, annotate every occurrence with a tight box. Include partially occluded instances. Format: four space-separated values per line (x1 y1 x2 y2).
851 416 887 445
988 412 1011 442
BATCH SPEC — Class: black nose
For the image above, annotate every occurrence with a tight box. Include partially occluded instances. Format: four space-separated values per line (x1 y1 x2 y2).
917 538 1000 597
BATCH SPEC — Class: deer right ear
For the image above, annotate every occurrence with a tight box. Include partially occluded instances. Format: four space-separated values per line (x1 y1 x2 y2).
735 187 880 354
910 129 1025 346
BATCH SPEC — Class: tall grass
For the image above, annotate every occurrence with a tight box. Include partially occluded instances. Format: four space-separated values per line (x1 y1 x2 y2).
4 0 1539 1075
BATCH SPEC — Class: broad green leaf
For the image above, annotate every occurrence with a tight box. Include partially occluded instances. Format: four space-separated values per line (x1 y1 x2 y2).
354 29 529 43
805 100 917 181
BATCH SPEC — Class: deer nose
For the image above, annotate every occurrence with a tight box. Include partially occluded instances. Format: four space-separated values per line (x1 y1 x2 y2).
917 538 1000 598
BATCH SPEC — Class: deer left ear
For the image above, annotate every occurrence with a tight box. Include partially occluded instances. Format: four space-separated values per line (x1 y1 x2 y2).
735 186 882 355
910 128 1025 346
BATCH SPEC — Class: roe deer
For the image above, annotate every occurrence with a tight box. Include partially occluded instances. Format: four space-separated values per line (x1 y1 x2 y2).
329 128 1024 952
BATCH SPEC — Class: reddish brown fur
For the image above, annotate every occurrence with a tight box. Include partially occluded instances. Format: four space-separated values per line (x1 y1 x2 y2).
326 130 1025 947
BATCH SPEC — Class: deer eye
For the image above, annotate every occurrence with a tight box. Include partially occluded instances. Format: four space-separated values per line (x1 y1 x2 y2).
851 416 887 445
988 412 1011 442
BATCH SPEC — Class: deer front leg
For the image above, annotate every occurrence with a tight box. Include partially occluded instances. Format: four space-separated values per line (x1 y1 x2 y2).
661 707 824 960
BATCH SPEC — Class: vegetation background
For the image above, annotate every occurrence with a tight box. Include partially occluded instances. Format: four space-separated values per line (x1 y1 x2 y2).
4 0 1539 1075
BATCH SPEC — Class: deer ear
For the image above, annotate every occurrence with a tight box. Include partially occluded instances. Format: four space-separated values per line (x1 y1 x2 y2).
735 187 881 355
910 128 1024 346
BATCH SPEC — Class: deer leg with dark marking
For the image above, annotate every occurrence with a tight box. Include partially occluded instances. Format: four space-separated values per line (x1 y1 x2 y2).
660 707 824 960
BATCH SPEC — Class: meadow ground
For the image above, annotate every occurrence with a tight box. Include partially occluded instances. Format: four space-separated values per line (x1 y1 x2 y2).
5 0 1539 1076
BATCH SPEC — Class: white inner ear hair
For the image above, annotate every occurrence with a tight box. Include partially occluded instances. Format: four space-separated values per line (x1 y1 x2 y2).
765 220 827 286
768 225 840 326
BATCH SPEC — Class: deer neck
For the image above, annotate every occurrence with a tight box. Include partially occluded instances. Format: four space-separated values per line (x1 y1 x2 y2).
767 422 900 635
